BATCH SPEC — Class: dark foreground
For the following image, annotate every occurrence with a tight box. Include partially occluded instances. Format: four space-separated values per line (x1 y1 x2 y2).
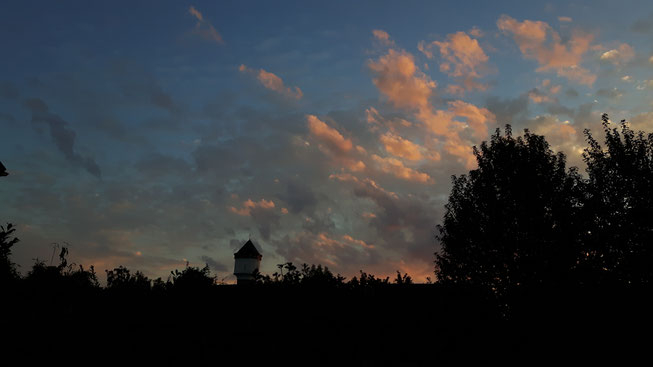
4 283 653 365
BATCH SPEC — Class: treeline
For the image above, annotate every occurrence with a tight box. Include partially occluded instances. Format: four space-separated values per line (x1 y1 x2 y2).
436 114 653 297
2 227 497 364
1 234 417 292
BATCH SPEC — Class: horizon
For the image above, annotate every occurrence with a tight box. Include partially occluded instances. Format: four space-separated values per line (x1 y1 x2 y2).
2 0 653 283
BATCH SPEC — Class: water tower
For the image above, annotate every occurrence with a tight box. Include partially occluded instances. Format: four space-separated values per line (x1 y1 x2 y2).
233 239 262 285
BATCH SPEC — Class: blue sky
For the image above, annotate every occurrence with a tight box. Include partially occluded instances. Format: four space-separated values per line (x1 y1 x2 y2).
1 0 653 282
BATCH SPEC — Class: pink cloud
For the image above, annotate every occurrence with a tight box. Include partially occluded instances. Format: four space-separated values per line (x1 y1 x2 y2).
368 38 494 168
372 29 395 46
368 49 436 111
307 115 366 172
372 154 433 184
307 115 353 154
447 100 495 141
497 15 596 85
380 132 424 161
239 64 303 99
419 31 489 93
229 198 276 216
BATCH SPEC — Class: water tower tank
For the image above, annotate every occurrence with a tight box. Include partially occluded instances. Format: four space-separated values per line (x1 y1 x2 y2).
233 239 262 285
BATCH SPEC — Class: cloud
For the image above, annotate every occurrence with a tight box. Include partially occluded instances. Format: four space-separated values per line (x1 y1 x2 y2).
600 43 635 65
447 100 495 141
307 114 353 154
269 231 376 271
306 114 365 172
418 31 489 92
368 43 494 168
558 16 573 22
24 98 101 178
379 132 423 160
188 6 224 44
239 64 303 99
528 88 553 103
279 180 317 214
229 198 276 216
372 29 394 46
368 49 436 110
200 255 228 273
497 15 596 85
371 154 433 184
485 94 530 125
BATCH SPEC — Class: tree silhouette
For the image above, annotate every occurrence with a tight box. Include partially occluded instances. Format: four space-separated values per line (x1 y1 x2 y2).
0 223 20 283
435 126 583 296
581 114 653 284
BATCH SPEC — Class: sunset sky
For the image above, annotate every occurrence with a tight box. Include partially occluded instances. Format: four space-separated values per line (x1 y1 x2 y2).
1 0 652 283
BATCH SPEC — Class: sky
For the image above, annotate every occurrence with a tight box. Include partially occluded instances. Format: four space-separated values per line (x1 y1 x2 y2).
1 0 653 283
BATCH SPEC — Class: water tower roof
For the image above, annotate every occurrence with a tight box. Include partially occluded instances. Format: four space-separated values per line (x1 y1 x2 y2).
235 239 262 259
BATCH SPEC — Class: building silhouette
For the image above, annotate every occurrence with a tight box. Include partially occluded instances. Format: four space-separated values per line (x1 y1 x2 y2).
233 239 262 285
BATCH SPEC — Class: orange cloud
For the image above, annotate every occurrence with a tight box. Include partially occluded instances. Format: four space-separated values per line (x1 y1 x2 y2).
239 64 303 99
368 42 493 168
528 89 553 103
372 154 433 183
447 100 495 141
329 173 399 199
419 31 488 90
307 115 366 172
342 235 375 249
307 115 352 154
229 199 275 216
372 29 394 46
380 132 423 160
497 15 595 85
368 49 436 111
188 6 224 44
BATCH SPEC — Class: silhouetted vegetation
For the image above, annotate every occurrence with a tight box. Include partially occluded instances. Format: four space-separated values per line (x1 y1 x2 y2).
436 114 653 298
0 223 19 284
3 114 653 363
581 114 653 284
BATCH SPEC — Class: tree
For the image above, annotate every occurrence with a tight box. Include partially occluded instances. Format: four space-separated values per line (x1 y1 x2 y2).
435 126 583 296
0 223 20 283
581 114 653 284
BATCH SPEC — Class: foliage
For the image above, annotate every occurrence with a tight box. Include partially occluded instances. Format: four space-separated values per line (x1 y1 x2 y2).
106 266 152 292
581 114 653 284
0 222 20 283
25 245 100 290
435 126 583 295
170 263 216 291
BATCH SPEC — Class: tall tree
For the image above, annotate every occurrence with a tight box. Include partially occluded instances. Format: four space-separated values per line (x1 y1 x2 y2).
435 126 582 295
0 223 19 283
581 114 653 284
